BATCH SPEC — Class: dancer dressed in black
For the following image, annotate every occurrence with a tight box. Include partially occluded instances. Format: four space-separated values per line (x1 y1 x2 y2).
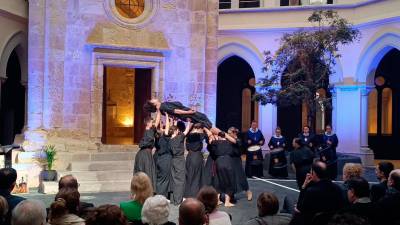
205 128 237 207
290 138 315 189
144 98 212 128
267 127 288 178
167 113 191 205
134 114 160 188
154 118 172 197
184 123 206 198
227 127 253 201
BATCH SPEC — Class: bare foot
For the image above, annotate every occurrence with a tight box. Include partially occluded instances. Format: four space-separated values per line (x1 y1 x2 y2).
246 190 253 201
224 202 235 208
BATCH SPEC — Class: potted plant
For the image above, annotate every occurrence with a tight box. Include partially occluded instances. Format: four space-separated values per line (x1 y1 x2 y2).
41 144 57 181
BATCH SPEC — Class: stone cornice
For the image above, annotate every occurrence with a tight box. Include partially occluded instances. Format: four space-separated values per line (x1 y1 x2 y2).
86 23 170 54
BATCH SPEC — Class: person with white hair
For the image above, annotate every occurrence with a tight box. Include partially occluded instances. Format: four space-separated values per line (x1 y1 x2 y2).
11 199 46 225
141 195 175 225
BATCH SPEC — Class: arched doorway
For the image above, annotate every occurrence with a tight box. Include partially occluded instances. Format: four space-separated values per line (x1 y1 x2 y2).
217 56 256 132
0 49 26 145
368 48 400 159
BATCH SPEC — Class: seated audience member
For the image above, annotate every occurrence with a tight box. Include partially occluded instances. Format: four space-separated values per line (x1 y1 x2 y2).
48 188 85 225
0 168 25 225
341 177 373 223
370 161 394 202
327 213 370 225
141 195 175 225
197 186 231 225
11 199 47 225
0 196 8 225
178 198 207 225
58 175 94 218
294 161 345 225
245 192 291 225
120 172 153 222
375 169 400 225
340 163 364 204
86 204 129 225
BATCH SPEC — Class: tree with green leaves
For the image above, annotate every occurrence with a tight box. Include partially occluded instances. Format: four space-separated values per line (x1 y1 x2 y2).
254 10 360 131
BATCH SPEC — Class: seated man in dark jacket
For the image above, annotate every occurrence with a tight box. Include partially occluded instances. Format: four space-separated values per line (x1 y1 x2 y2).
370 161 394 202
0 168 26 225
341 177 374 224
294 161 345 225
374 169 400 225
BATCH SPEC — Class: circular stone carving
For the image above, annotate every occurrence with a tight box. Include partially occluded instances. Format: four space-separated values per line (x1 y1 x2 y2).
104 0 159 29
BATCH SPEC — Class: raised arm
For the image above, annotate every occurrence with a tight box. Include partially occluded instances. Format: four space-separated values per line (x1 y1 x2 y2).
154 110 161 128
164 113 170 136
225 133 237 144
174 109 196 115
204 127 215 143
183 120 192 136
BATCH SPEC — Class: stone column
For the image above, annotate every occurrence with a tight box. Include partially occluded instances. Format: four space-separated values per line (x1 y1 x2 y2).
27 0 45 130
331 87 337 132
204 0 219 124
360 86 375 166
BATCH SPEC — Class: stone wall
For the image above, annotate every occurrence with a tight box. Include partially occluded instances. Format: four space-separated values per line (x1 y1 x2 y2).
26 0 219 152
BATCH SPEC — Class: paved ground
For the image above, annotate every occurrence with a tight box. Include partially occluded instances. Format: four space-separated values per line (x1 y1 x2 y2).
19 167 379 225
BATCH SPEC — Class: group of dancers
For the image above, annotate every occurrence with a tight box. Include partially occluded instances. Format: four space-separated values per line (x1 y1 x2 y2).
133 98 339 207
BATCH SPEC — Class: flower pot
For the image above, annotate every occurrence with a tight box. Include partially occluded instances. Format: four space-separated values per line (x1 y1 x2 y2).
42 170 57 181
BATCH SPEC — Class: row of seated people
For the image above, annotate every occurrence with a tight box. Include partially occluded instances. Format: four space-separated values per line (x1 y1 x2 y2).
1 161 400 225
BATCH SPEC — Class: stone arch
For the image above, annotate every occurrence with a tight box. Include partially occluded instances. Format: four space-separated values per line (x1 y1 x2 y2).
218 40 264 80
0 31 27 83
356 30 400 85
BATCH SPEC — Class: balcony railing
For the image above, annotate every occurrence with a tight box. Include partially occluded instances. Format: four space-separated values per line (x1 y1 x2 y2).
219 0 336 9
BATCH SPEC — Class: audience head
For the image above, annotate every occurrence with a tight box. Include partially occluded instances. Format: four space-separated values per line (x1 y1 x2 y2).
49 188 80 220
141 195 170 225
292 138 303 149
311 161 329 181
376 161 394 181
0 168 17 191
0 196 8 224
86 204 128 225
328 213 370 225
196 186 218 214
346 177 370 203
179 198 206 225
256 192 279 217
131 172 153 205
388 169 400 191
58 174 79 190
251 121 258 130
11 200 46 225
343 163 363 181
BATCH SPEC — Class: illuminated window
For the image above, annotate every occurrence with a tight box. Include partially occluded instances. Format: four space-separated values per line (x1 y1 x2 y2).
115 0 145 19
381 88 392 135
368 89 378 134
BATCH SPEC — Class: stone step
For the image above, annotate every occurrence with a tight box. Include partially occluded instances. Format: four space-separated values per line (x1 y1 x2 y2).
69 161 134 171
39 180 131 194
58 170 132 182
78 180 131 193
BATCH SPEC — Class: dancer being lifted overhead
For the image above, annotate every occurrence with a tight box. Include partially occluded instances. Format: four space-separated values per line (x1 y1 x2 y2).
143 98 212 129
